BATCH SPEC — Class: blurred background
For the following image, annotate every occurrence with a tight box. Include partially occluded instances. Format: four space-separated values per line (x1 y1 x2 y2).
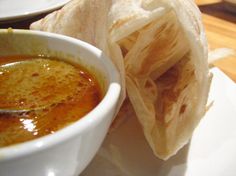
195 0 236 82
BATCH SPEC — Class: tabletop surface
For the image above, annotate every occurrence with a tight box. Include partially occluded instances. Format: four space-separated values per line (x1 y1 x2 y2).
196 0 236 82
0 0 235 82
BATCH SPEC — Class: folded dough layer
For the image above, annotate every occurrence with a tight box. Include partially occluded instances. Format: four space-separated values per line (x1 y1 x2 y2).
31 0 211 160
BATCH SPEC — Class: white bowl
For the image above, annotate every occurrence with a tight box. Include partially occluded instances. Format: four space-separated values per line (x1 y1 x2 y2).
0 29 121 176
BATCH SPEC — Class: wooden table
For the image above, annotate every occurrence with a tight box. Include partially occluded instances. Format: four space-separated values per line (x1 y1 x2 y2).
0 0 235 82
196 0 236 82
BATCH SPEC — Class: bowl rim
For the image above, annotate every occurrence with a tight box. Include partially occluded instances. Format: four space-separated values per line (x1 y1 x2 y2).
0 29 121 161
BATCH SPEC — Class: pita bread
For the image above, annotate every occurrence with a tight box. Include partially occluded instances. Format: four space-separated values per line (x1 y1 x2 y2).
31 0 211 160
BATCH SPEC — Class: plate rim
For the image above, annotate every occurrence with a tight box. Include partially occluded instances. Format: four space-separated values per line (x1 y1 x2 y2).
0 0 71 22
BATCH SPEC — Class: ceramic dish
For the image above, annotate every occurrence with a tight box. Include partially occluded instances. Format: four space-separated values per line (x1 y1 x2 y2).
0 29 121 176
82 68 236 176
0 0 71 22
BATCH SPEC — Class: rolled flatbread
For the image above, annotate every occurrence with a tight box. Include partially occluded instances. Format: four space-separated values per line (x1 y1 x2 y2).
31 0 211 160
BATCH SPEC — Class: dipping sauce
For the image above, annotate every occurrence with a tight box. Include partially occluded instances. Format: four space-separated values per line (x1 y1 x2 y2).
0 55 103 147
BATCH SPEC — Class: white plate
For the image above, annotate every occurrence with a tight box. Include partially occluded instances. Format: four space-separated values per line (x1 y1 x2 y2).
81 68 236 176
0 0 71 22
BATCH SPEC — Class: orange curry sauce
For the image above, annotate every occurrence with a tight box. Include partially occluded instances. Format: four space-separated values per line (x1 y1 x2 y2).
0 55 103 147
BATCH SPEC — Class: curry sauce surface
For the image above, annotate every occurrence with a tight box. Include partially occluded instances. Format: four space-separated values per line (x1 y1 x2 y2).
0 55 103 147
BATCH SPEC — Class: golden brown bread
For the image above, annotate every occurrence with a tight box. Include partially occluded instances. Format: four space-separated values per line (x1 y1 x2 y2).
31 0 211 160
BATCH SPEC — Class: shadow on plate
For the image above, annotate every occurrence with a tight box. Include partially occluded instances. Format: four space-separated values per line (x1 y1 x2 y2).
81 106 190 176
82 144 190 176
